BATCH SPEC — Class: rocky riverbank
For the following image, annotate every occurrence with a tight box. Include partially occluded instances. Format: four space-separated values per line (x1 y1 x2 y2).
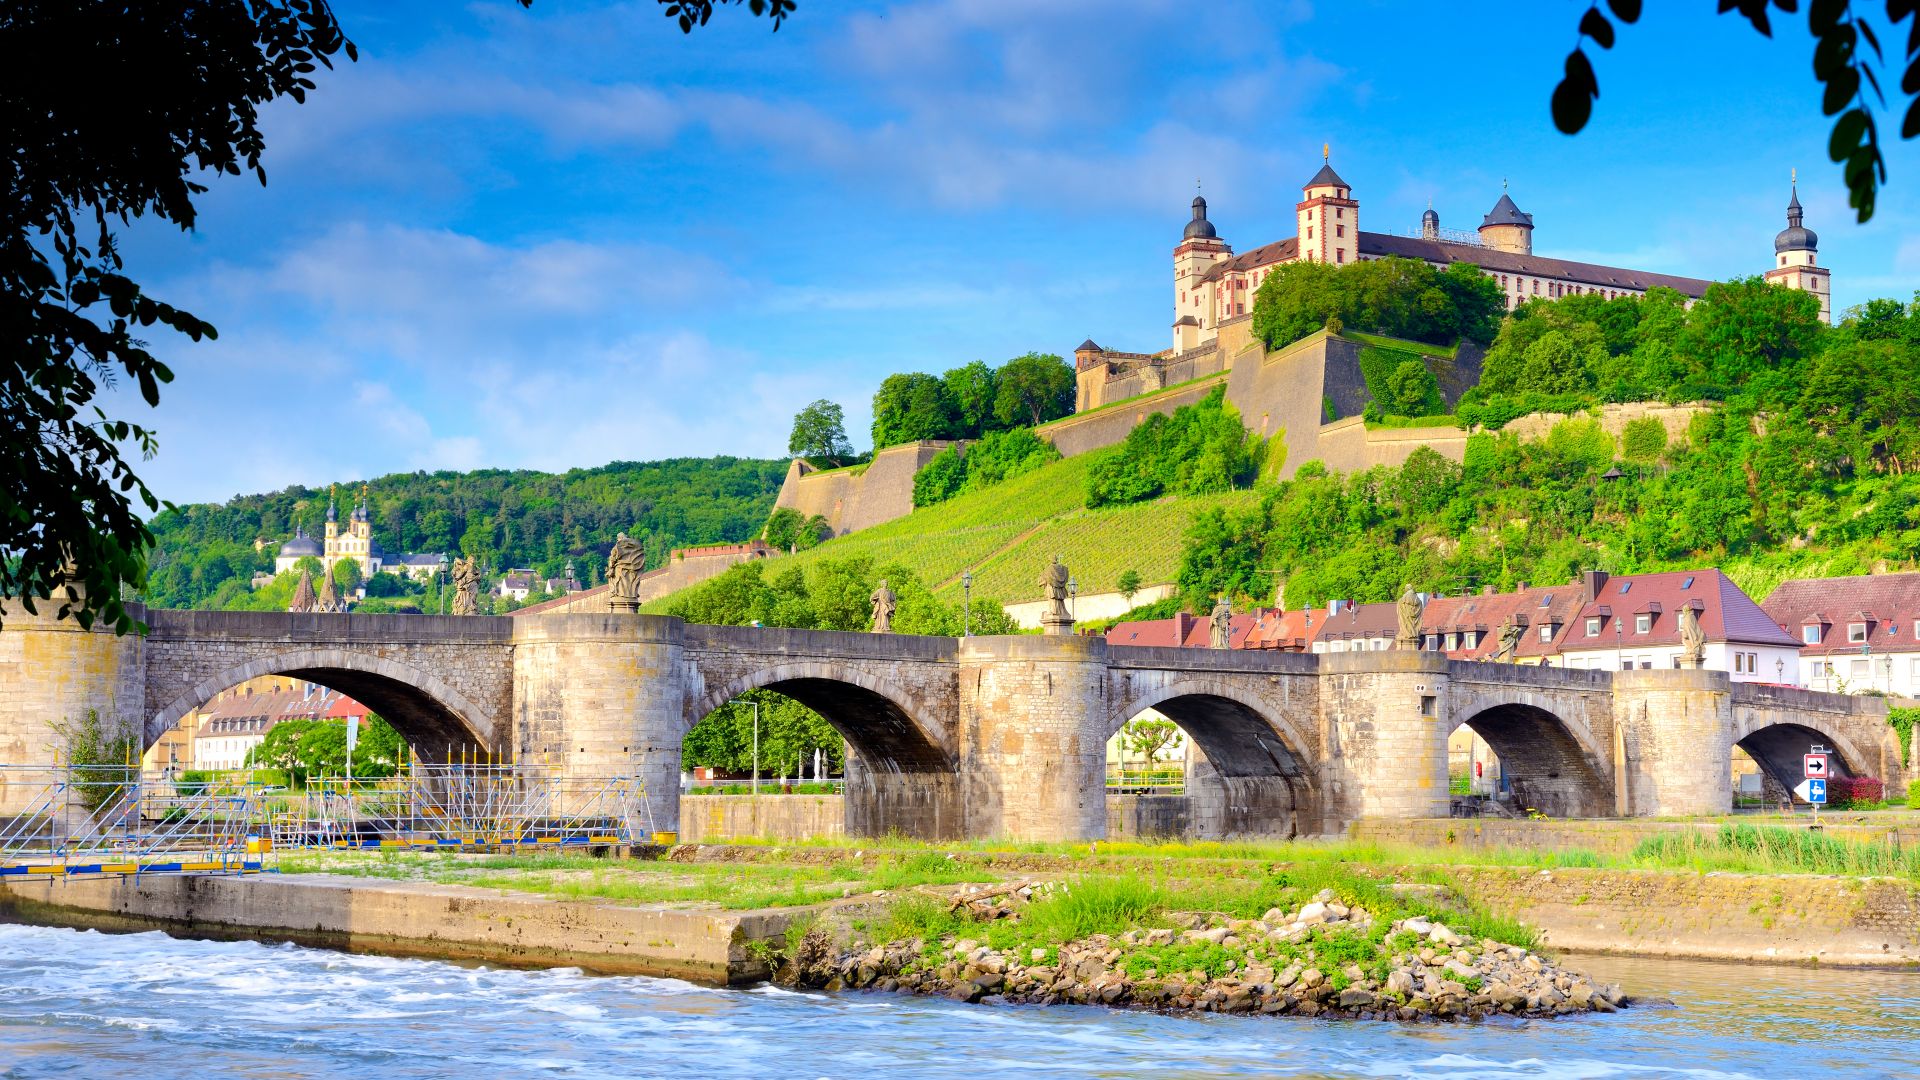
783 885 1634 1021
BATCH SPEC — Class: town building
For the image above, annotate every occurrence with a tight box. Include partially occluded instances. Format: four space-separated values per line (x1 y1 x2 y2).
1555 569 1801 681
1420 583 1588 663
1761 572 1920 695
495 569 567 603
1166 153 1827 355
187 677 371 772
274 486 445 583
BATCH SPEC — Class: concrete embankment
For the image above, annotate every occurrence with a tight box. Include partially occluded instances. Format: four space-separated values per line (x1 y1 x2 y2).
1352 816 1920 857
0 872 790 984
1438 864 1920 967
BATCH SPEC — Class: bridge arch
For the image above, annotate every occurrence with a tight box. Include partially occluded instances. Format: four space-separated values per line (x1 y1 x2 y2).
686 661 953 771
147 649 495 758
1106 678 1318 839
1730 713 1875 799
1448 699 1613 818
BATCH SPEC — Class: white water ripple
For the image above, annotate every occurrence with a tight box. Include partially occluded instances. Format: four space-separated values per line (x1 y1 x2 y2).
1 923 1917 1079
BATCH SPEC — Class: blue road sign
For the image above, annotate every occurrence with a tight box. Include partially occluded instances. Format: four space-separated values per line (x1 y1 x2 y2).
1807 778 1826 804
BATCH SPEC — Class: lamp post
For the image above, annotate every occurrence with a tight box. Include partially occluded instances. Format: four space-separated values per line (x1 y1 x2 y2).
1303 609 1312 653
1614 616 1624 672
962 570 973 637
751 699 760 796
1776 656 1786 685
1068 577 1079 625
439 553 451 613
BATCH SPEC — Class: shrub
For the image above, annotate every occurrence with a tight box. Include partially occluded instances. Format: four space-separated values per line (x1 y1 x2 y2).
1827 776 1885 809
1084 387 1263 508
1909 779 1920 810
175 770 215 797
911 428 1060 509
51 710 138 814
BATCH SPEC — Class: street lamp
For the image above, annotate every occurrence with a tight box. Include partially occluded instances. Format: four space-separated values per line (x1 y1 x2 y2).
1614 617 1624 672
751 699 761 796
1776 656 1786 684
962 570 973 637
439 553 451 613
1068 577 1079 624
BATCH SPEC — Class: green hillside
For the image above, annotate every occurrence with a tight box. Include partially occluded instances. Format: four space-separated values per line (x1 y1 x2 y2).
148 457 786 610
642 452 1260 612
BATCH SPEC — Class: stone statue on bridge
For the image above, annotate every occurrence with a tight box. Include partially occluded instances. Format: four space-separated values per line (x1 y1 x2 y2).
1485 618 1522 662
1209 595 1233 649
1679 602 1706 668
869 579 897 633
450 556 480 616
1395 584 1424 650
1040 556 1073 636
607 532 646 613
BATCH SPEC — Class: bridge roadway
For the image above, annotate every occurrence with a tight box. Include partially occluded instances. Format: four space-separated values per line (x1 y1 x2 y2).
2 606 1906 839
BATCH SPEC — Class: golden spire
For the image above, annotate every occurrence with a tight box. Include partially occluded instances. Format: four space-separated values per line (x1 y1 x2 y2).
1791 166 1797 185
1322 142 1329 161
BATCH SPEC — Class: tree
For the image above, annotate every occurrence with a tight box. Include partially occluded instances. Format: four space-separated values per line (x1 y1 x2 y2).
943 361 998 437
0 0 792 635
871 372 961 448
330 557 363 596
1117 569 1143 604
1549 1 1919 222
1250 256 1505 352
1121 717 1182 771
1383 360 1442 416
763 506 828 551
788 399 853 466
992 353 1075 428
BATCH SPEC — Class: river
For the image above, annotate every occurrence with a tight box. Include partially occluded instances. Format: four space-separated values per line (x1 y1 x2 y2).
1 923 1916 1079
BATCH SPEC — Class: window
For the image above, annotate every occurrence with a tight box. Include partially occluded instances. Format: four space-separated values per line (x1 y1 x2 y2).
1539 624 1553 642
1640 660 1653 670
1852 658 1870 677
1424 634 1439 650
1540 595 1552 607
1634 613 1651 633
1336 224 1345 237
1733 652 1745 673
1586 617 1602 636
1618 581 1632 594
1336 207 1344 218
1681 576 1694 589
1308 227 1314 239
1444 632 1459 651
1336 250 1345 264
1749 652 1759 673
1620 658 1633 671
1803 624 1821 644
1848 622 1868 643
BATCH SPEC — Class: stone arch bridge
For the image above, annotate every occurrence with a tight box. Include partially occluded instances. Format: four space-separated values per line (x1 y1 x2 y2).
2 606 1904 839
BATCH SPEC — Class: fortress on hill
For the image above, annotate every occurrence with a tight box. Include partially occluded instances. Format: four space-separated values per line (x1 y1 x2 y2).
776 154 1832 542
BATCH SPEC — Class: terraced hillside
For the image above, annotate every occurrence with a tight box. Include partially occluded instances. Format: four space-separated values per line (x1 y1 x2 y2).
643 453 1261 610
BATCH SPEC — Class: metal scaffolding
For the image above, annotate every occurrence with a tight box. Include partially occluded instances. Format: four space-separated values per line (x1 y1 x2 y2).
0 761 653 880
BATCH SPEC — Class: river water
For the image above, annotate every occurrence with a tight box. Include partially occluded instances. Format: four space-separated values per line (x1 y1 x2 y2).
1 923 1916 1079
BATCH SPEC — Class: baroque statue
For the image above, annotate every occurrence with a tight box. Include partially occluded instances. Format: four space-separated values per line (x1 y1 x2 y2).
1039 556 1073 634
450 555 480 616
607 531 646 612
1395 583 1424 650
1209 595 1233 650
1678 603 1706 668
869 579 897 633
1488 618 1523 662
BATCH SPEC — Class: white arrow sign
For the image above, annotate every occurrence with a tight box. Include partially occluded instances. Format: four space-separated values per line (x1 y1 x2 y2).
1793 778 1828 804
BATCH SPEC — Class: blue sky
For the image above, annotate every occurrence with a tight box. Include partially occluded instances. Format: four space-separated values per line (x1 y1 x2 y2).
121 0 1920 506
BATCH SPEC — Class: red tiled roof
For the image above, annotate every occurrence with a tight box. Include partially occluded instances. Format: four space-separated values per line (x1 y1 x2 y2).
1106 610 1264 650
1562 569 1798 650
1419 584 1586 659
1762 572 1920 655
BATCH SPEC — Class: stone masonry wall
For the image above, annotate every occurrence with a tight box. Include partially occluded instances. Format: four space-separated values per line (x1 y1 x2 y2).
678 794 845 843
957 636 1110 841
772 442 953 539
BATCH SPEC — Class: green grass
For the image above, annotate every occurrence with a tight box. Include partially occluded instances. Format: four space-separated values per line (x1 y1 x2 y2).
1629 823 1920 878
1339 330 1460 360
645 448 1260 608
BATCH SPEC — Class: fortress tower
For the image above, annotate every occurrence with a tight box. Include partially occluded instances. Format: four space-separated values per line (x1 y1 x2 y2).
1478 184 1534 254
1295 147 1358 266
1173 193 1232 352
1763 177 1830 322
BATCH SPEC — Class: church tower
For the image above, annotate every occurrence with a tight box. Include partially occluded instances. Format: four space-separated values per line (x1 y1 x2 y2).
1296 146 1358 266
1173 191 1231 351
323 484 339 543
1763 175 1830 322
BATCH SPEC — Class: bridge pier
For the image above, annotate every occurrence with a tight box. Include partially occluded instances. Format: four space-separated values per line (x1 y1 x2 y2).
1612 669 1733 816
1318 653 1452 825
0 600 144 815
511 614 685 834
956 636 1109 842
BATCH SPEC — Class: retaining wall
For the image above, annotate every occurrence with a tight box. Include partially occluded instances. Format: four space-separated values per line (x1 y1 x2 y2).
678 794 845 843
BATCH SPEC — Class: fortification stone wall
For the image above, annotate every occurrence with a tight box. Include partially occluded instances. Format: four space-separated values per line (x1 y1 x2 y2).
773 442 952 539
1037 376 1226 459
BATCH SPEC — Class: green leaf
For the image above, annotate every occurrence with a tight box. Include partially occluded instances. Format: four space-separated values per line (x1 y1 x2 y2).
1828 107 1868 160
1905 96 1920 139
1580 8 1616 48
1606 0 1642 22
1822 65 1860 114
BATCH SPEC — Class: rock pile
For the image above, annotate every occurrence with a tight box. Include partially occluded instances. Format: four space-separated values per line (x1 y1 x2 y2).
784 889 1630 1022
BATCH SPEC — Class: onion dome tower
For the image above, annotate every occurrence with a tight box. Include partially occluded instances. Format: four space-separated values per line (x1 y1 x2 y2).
1763 172 1830 322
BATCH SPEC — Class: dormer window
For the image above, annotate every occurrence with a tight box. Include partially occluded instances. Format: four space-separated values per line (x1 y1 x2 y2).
1538 624 1554 642
1586 617 1602 636
1848 623 1868 643
1803 625 1821 645
1634 613 1652 633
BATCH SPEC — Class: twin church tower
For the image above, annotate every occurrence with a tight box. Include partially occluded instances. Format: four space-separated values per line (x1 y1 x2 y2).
1170 151 1830 353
